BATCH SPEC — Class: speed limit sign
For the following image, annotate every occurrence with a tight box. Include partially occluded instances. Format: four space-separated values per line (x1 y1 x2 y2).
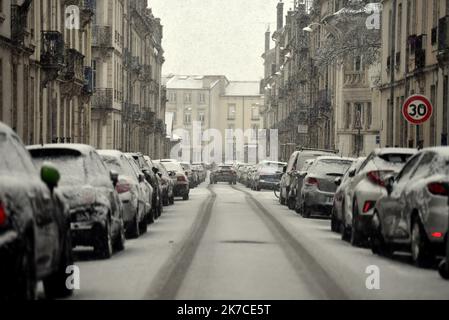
402 94 433 125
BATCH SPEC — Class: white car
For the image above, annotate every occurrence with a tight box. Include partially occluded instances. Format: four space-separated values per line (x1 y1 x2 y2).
342 148 417 246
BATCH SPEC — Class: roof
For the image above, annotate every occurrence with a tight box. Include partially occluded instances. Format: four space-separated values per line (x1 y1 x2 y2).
419 146 449 157
27 143 95 155
165 75 228 90
224 81 262 97
97 150 124 158
314 156 356 162
374 148 418 155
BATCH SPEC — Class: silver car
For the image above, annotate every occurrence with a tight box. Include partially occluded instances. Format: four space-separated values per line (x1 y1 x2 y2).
342 148 417 246
299 157 354 218
371 147 449 267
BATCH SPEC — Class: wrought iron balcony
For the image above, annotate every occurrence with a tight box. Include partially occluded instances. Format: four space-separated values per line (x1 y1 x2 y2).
141 65 152 82
316 89 331 111
122 102 141 121
92 25 113 48
155 119 166 133
123 49 132 67
130 56 142 73
83 66 94 95
92 88 113 110
62 48 85 83
41 31 65 69
142 109 155 123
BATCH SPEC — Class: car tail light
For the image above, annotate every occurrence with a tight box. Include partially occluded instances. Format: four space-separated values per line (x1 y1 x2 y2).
363 201 375 213
367 171 393 187
431 232 443 238
116 181 132 194
177 175 187 182
0 202 7 226
305 177 319 186
427 183 449 196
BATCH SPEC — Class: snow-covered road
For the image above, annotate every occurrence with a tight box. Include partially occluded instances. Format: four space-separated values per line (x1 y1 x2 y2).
51 181 449 300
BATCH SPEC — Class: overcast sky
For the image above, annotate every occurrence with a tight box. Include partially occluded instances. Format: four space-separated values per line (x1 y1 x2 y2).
149 0 292 81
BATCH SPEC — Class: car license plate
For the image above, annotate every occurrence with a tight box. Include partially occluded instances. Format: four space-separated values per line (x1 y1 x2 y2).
326 196 334 204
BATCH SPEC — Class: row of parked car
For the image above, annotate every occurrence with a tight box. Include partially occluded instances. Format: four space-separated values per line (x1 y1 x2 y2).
0 121 208 300
235 160 287 190
276 146 449 279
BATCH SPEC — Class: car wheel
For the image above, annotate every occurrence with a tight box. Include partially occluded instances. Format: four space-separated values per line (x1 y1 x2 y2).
139 215 148 234
411 216 434 268
438 260 449 280
128 211 141 239
287 195 296 210
331 207 339 233
114 223 126 252
370 211 392 257
350 199 363 247
147 207 155 225
302 204 311 218
169 195 174 205
44 229 74 299
279 190 286 205
95 220 113 259
163 194 169 206
183 193 189 201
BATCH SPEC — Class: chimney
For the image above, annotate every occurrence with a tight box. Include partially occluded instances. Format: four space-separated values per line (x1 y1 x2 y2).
277 1 284 30
265 27 270 52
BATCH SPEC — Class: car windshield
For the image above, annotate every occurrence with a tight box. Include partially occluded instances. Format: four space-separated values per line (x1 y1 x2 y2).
181 163 191 170
101 155 136 179
0 133 36 175
162 162 183 172
218 166 232 170
310 159 354 175
29 150 87 185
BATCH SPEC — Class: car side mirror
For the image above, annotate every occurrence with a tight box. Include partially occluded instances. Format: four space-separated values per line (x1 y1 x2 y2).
334 177 342 186
348 169 356 178
41 164 60 192
283 165 287 173
152 167 159 174
157 172 162 178
138 173 145 183
385 176 395 196
110 170 119 187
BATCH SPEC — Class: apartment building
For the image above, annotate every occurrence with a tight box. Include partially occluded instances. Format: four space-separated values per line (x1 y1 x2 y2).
0 0 94 145
90 0 167 157
379 0 449 148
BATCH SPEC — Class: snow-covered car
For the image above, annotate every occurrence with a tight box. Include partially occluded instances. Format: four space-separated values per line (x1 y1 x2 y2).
211 164 237 185
27 144 125 260
298 157 354 218
280 148 337 209
127 153 162 221
371 147 449 267
154 162 175 205
0 122 73 300
342 148 417 246
331 157 366 233
157 161 190 200
252 161 286 191
180 162 196 188
99 150 149 238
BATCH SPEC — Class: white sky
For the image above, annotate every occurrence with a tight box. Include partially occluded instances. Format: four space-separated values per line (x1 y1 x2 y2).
149 0 293 81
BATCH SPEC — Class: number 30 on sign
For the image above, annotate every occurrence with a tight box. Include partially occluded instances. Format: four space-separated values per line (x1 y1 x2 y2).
402 94 433 125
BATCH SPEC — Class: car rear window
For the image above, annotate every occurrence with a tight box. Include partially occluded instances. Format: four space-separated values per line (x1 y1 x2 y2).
309 159 353 175
378 153 414 164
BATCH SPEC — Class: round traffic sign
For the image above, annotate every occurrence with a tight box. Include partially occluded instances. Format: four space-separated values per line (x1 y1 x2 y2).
402 94 433 125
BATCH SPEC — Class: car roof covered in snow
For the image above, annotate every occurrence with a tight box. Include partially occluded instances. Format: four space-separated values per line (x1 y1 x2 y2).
97 149 125 158
27 143 95 156
418 146 449 158
374 148 417 155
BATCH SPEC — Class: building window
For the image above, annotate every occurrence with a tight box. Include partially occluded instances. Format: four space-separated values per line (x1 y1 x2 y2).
228 104 236 120
353 134 364 155
92 60 97 88
354 56 362 71
169 91 176 103
251 105 260 120
353 103 363 129
345 102 352 129
251 124 259 139
366 102 372 129
184 111 192 125
198 111 205 123
199 92 206 104
172 111 177 125
184 93 191 103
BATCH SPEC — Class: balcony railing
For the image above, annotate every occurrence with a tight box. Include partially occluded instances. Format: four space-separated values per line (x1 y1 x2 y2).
83 66 94 95
141 65 152 82
62 48 85 82
343 71 366 87
122 102 141 120
130 56 142 73
92 25 113 48
92 88 113 110
41 31 65 68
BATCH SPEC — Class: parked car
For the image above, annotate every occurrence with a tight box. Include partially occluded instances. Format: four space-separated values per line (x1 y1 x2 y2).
371 147 449 267
98 150 149 238
180 162 196 188
252 161 286 190
127 153 162 221
157 160 190 200
210 164 237 184
246 165 257 188
280 148 337 209
331 157 366 232
0 123 73 299
298 157 354 218
192 164 206 184
341 148 417 246
27 144 126 260
154 162 175 205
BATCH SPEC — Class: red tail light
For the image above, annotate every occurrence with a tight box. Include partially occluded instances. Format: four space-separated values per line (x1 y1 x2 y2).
0 202 7 226
431 232 443 238
363 201 376 213
305 177 319 186
116 181 132 194
427 183 449 196
177 175 187 182
367 171 393 187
